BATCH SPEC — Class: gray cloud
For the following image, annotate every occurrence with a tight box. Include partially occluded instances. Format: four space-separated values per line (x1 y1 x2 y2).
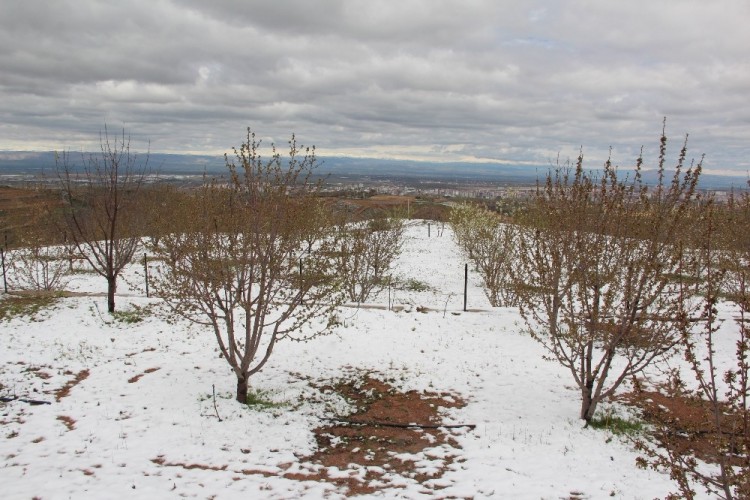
1 0 749 173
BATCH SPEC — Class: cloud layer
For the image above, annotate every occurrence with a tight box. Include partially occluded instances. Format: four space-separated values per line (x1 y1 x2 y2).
2 0 749 173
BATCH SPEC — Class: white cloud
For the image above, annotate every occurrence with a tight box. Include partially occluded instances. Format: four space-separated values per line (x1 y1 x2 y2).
0 0 748 173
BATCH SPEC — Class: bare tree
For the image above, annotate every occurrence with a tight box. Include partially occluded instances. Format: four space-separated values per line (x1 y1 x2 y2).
153 130 343 403
513 128 703 424
7 203 72 292
635 193 749 499
333 210 405 304
137 183 189 250
449 203 519 307
55 127 149 312
448 202 489 259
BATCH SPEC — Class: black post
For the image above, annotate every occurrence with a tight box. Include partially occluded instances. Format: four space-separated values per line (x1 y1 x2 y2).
299 258 303 288
428 223 431 238
143 253 149 298
463 263 468 312
1 248 7 293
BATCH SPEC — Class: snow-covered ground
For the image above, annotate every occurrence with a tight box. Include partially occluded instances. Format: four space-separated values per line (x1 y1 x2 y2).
1 222 721 499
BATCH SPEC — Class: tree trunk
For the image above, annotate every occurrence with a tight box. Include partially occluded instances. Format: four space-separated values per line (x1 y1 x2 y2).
580 386 597 424
107 275 117 313
236 375 248 404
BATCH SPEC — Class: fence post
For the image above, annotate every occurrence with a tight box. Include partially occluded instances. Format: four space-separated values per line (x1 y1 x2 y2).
143 253 149 298
1 248 7 294
463 263 468 312
428 222 431 238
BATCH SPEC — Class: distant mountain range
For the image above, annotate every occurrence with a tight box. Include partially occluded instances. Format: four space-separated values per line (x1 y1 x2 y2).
0 151 747 190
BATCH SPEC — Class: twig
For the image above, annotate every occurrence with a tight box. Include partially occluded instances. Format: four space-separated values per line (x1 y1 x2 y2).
443 293 454 318
323 417 475 430
92 301 111 325
0 396 52 405
212 384 222 422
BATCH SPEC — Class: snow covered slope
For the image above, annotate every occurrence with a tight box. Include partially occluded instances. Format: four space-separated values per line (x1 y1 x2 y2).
0 222 690 499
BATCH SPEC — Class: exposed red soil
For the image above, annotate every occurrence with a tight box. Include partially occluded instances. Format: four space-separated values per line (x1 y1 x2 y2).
619 387 749 466
57 415 76 431
299 375 469 496
125 347 157 358
54 369 89 401
151 456 229 472
128 367 161 384
22 365 53 380
150 373 470 497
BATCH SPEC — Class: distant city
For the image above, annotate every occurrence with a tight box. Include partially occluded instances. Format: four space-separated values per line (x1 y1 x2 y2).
0 151 747 201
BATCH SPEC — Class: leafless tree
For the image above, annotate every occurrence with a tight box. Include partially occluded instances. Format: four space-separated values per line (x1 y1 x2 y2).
333 210 405 304
152 130 343 403
55 127 149 312
635 193 749 499
448 202 488 259
7 203 72 292
513 127 703 424
449 203 519 307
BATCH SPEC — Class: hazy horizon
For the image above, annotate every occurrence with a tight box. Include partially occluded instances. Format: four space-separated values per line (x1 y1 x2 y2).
1 149 747 191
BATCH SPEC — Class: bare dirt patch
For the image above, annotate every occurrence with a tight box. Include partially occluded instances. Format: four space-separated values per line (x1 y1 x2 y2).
128 367 161 384
150 373 471 496
620 387 749 466
125 347 157 358
57 415 76 431
151 456 229 472
54 369 89 401
22 365 53 380
297 374 470 496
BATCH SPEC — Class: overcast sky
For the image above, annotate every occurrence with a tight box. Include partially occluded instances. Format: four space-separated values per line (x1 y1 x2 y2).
1 0 749 174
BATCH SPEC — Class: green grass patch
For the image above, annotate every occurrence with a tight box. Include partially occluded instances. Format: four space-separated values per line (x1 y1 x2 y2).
0 292 62 321
589 413 644 435
245 388 286 410
68 267 98 275
111 304 151 324
396 277 433 292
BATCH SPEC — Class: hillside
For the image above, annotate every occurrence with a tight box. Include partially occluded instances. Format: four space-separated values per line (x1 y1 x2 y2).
1 222 727 498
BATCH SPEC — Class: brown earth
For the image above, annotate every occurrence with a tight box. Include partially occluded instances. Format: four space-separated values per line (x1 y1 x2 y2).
0 186 56 212
0 186 61 244
300 374 470 496
330 194 449 221
619 386 749 467
54 369 90 402
151 373 471 497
